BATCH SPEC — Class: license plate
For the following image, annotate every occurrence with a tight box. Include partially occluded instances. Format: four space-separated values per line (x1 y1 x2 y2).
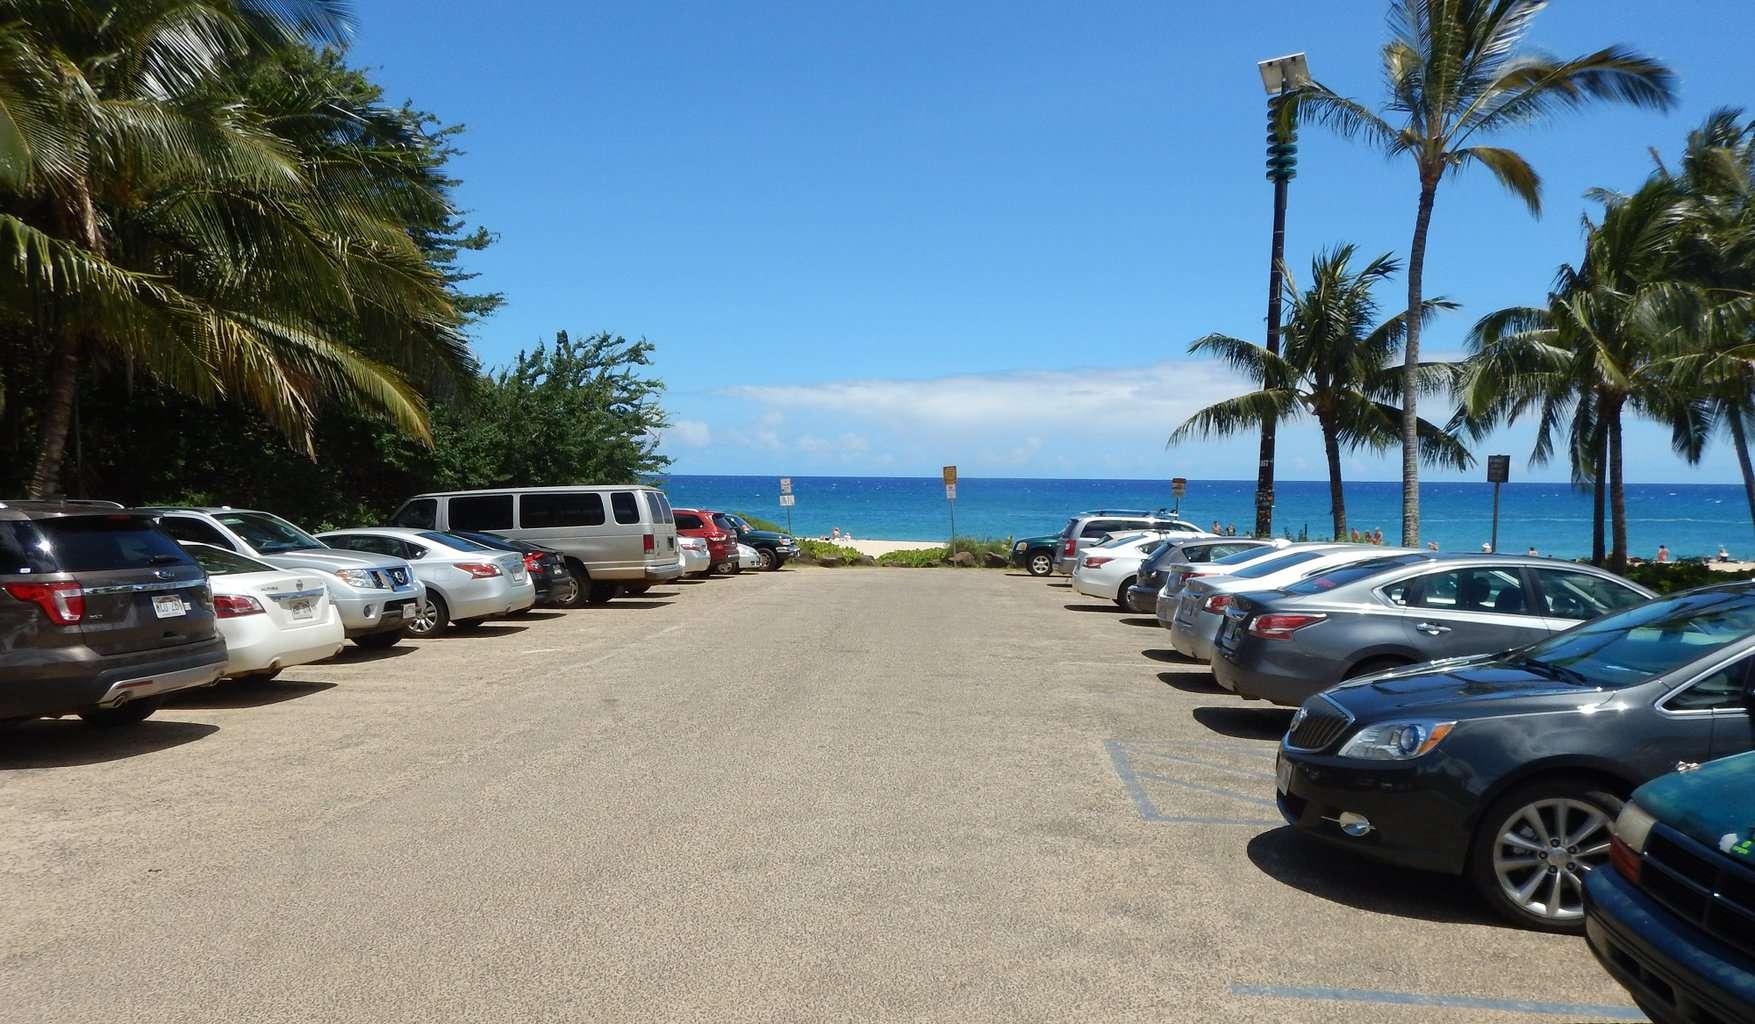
1276 756 1293 795
287 598 316 621
394 601 413 618
152 594 187 619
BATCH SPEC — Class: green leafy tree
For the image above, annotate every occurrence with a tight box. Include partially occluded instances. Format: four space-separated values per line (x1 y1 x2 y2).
1171 245 1470 540
1297 0 1676 545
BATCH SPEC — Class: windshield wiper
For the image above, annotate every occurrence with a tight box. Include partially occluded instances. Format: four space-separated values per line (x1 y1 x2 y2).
148 553 184 565
1513 655 1592 686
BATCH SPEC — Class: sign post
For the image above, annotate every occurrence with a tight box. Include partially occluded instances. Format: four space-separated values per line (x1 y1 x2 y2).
1171 477 1187 516
1486 455 1510 553
779 477 793 535
943 465 958 554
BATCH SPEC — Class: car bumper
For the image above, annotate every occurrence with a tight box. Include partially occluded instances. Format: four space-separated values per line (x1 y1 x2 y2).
219 607 346 676
1584 867 1755 1024
644 559 685 582
1072 572 1117 600
446 575 537 620
1169 607 1221 660
1274 747 1473 876
1053 555 1077 576
1125 584 1159 614
1211 655 1327 705
0 638 228 719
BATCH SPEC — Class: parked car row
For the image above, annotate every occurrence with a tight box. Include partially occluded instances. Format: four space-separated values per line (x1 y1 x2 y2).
1 487 799 731
1040 508 1755 1024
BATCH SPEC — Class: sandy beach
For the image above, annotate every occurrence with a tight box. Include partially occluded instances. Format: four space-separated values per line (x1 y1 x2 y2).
839 538 944 557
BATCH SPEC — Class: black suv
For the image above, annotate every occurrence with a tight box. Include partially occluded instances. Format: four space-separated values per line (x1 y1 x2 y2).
1 501 226 727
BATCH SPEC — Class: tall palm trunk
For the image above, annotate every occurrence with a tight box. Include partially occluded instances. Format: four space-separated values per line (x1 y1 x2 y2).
1727 402 1755 538
28 187 101 499
1321 413 1346 540
1400 175 1439 547
1607 397 1628 573
1590 414 1608 567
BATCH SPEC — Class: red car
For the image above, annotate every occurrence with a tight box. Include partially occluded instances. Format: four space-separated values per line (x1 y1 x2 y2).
672 508 738 573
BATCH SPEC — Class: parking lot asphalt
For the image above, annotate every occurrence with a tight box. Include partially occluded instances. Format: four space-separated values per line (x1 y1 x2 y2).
0 569 1644 1023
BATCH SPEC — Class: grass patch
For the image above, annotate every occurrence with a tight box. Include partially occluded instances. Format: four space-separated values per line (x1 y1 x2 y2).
797 539 865 564
1619 560 1755 594
876 547 949 567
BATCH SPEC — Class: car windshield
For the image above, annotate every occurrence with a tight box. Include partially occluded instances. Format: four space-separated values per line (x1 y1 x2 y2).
183 542 275 575
1283 554 1430 595
1515 588 1755 688
215 511 324 553
422 531 491 552
1229 549 1326 580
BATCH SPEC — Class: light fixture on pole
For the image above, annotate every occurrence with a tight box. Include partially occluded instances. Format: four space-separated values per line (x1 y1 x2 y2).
1250 51 1309 539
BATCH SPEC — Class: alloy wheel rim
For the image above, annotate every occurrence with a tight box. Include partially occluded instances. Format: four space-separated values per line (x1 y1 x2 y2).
410 598 439 635
1030 554 1051 574
760 550 775 569
1491 797 1612 921
552 578 579 604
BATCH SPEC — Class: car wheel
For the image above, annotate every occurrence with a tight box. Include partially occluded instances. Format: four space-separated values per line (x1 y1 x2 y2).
353 629 406 650
587 582 620 604
1027 551 1053 577
1113 577 1136 610
79 698 161 727
408 593 449 637
758 547 777 571
552 569 588 608
1467 778 1622 933
1342 656 1410 680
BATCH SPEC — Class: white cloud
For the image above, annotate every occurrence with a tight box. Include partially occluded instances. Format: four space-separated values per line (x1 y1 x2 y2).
665 419 713 447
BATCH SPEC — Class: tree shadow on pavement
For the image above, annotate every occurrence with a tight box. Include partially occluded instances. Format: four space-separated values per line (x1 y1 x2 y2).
513 611 567 621
1247 827 1503 928
169 680 337 710
0 720 218 769
450 624 529 638
1160 671 1224 694
599 600 674 610
1192 705 1294 741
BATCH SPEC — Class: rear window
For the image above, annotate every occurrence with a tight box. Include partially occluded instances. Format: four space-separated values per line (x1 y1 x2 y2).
185 543 275 575
611 492 641 525
13 516 194 573
448 494 514 532
422 531 489 552
1284 555 1428 595
521 492 605 528
1213 545 1275 567
1230 549 1325 579
675 513 704 531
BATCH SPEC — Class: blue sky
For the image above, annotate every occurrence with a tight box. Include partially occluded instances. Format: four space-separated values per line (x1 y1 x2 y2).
352 0 1755 482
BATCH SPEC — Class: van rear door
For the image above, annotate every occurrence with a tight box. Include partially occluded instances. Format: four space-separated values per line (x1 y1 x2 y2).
644 491 677 559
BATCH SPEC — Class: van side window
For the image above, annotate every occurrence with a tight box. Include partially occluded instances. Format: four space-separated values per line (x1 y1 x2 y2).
644 491 672 524
158 515 235 550
520 492 605 528
449 494 514 532
611 492 641 525
392 499 437 530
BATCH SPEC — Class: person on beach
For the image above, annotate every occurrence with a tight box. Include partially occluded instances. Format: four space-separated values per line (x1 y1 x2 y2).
1212 520 1223 535
1481 540 1493 552
1350 528 1361 543
1427 541 1439 551
1526 546 1539 557
1372 528 1384 545
831 528 841 542
1225 523 1237 537
1657 544 1670 563
1719 545 1731 563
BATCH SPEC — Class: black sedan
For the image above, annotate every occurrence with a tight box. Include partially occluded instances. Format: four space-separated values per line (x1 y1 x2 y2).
448 531 577 607
1275 582 1755 933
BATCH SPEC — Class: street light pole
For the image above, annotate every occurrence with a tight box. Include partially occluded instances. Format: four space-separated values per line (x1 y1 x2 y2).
1253 53 1309 539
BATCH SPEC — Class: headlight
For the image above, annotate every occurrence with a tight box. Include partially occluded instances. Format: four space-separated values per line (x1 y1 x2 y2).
1337 719 1456 760
1014 541 1027 552
332 567 377 589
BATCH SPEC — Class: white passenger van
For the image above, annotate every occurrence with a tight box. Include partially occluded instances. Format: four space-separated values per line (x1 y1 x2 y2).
390 486 681 606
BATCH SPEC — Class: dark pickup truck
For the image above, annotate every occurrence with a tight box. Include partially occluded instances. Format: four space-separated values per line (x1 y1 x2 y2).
711 513 799 571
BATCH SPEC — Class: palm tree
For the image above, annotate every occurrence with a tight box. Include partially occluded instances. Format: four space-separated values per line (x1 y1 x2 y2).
1456 178 1692 571
1171 245 1471 540
1297 0 1676 546
0 1 465 497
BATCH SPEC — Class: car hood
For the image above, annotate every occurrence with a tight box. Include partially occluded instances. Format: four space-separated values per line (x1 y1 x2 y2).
1632 751 1755 859
1018 534 1059 547
1324 656 1621 719
257 548 404 572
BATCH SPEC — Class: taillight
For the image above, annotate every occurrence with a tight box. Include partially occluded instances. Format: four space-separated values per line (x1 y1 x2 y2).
1202 594 1231 613
523 553 542 573
1248 613 1326 640
1063 538 1076 556
1083 556 1112 569
214 594 265 618
1609 834 1642 883
1185 571 1210 580
643 533 656 554
456 562 502 579
4 581 85 625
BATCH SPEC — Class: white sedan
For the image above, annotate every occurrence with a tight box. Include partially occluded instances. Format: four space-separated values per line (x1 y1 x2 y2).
737 543 763 570
679 536 712 576
183 543 345 682
1071 532 1188 608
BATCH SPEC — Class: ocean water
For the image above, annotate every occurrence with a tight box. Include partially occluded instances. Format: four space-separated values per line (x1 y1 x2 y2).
656 475 1755 560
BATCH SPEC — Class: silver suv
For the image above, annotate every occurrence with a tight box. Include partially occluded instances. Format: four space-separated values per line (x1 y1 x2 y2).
1051 510 1209 575
148 507 425 649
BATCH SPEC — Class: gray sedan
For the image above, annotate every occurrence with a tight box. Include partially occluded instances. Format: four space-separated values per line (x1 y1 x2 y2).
1124 538 1275 613
1211 552 1655 706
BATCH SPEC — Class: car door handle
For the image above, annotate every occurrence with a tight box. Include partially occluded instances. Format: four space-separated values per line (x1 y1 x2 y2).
1414 622 1452 635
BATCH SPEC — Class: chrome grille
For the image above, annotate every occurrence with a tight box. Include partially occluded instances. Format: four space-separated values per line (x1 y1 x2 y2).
389 567 410 587
1639 825 1755 959
1284 696 1353 753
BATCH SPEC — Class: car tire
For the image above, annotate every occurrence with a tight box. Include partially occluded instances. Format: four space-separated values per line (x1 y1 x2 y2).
353 629 406 650
1113 577 1136 610
554 567 591 609
1467 777 1623 934
79 698 161 728
546 574 581 607
587 582 619 605
408 593 449 638
1342 656 1410 680
1027 551 1054 577
758 547 777 571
